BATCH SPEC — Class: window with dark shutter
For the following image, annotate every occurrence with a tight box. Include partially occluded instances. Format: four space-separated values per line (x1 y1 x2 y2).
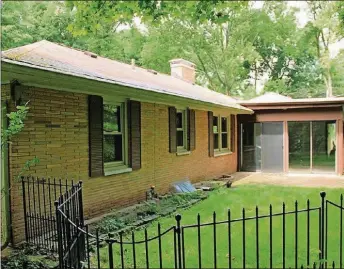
208 111 214 157
187 109 196 151
169 107 177 153
88 95 104 177
128 100 141 170
230 114 236 152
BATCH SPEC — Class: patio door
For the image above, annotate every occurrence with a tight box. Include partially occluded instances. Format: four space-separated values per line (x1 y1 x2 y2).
261 122 284 172
288 121 336 173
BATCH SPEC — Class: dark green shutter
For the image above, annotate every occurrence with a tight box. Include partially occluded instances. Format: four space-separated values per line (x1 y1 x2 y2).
208 111 214 157
128 100 141 170
187 109 196 151
230 114 236 152
88 95 103 177
169 107 177 153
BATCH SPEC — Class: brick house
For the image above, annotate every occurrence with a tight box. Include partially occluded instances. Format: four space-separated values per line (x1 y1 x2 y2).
1 41 251 244
2 41 344 247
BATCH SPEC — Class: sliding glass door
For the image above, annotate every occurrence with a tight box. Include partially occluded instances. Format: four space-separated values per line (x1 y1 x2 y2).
288 121 336 173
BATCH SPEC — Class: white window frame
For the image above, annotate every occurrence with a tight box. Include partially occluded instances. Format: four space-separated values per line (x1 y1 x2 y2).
103 101 130 174
176 109 188 152
213 114 231 154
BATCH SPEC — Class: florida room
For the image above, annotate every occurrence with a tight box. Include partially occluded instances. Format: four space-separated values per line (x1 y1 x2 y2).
237 96 344 175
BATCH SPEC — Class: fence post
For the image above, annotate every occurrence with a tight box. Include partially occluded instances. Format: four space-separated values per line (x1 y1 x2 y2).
175 214 182 269
55 201 64 269
78 181 84 226
22 177 29 242
107 233 115 269
320 191 326 268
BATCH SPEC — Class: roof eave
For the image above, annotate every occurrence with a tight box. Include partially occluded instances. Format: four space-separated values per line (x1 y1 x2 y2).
1 58 252 114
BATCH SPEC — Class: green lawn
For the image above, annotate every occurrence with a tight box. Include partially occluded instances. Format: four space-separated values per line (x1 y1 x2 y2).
92 185 344 268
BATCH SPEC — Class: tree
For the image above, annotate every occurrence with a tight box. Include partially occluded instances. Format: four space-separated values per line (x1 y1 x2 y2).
306 1 343 97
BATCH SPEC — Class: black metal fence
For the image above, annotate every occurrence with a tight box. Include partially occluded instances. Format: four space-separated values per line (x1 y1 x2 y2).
55 181 85 269
53 190 344 269
21 177 72 251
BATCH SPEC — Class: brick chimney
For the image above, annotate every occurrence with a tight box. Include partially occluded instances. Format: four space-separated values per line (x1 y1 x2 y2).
169 58 196 84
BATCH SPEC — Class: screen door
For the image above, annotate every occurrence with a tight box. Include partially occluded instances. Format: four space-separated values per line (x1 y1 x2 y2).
261 122 284 172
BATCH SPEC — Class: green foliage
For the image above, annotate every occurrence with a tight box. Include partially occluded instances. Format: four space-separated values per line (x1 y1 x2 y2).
1 103 29 149
94 192 207 234
1 247 56 269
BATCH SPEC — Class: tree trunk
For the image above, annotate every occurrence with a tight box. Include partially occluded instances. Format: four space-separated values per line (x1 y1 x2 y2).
324 68 333 97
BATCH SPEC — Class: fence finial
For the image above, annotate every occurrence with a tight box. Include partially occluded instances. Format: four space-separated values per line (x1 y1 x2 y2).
320 191 326 198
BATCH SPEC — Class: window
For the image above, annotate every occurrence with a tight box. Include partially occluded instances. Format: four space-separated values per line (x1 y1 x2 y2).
213 115 230 152
176 110 187 151
103 103 127 171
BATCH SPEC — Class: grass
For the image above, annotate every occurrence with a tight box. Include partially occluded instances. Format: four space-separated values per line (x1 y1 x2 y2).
91 185 344 268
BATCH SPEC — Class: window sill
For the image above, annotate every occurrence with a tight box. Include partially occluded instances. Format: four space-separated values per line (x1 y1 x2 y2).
176 150 191 156
214 150 233 157
104 166 132 176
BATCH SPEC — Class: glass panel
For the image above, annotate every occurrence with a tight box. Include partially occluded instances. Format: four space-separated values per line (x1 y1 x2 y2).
241 123 261 171
222 133 228 148
104 135 123 162
104 105 121 132
312 121 336 173
213 116 218 133
176 112 183 129
177 130 184 147
214 134 219 149
288 122 310 172
221 117 227 132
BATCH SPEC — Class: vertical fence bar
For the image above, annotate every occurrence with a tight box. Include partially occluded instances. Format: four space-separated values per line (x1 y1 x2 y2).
22 177 29 242
242 208 246 269
213 211 217 269
42 178 48 248
307 199 310 267
270 204 273 269
37 177 43 247
340 194 343 269
145 228 149 269
120 232 124 269
295 201 298 269
176 214 182 269
86 225 90 269
197 214 202 269
55 201 63 269
228 209 232 269
182 227 185 269
319 208 322 262
132 231 137 269
158 223 163 269
32 177 37 244
27 177 32 243
256 206 259 269
78 181 84 226
283 202 286 269
107 235 114 269
96 229 101 269
174 227 177 269
326 201 329 269
321 192 326 269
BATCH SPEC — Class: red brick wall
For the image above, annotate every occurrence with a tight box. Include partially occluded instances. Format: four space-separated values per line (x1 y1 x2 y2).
4 86 237 244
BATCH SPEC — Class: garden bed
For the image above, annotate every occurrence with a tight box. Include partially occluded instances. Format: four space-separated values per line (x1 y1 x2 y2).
88 191 209 236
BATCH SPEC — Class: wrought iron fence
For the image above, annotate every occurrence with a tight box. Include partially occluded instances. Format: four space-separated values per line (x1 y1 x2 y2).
53 190 344 269
21 177 72 251
55 181 85 269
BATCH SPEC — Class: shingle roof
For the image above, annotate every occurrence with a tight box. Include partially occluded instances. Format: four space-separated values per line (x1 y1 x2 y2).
1 40 250 112
239 91 344 106
246 92 293 103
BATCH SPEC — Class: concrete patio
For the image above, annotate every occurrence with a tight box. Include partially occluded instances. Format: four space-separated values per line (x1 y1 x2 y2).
233 172 344 188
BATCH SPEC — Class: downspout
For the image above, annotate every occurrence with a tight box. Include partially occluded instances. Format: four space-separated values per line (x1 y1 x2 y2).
1 100 12 250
